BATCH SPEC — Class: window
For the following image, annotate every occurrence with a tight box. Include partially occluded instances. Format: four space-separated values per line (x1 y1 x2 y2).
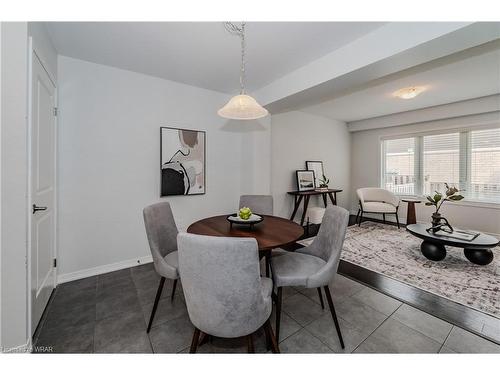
422 133 460 195
469 128 500 202
381 126 500 203
382 138 416 195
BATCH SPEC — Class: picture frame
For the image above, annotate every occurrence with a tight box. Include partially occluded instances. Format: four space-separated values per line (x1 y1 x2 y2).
296 170 316 191
306 160 325 188
160 126 206 196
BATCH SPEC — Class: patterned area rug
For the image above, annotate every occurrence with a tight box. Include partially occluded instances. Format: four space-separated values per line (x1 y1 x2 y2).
298 222 500 318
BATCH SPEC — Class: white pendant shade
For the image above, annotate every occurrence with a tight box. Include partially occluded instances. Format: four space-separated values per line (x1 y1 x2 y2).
217 94 269 120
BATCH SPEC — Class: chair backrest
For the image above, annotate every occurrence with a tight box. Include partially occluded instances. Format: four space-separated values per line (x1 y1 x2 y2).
143 202 178 266
300 206 349 287
357 187 399 207
177 233 270 338
239 195 273 216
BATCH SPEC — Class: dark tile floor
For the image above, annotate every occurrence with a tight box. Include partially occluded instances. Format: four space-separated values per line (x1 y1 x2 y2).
33 263 500 353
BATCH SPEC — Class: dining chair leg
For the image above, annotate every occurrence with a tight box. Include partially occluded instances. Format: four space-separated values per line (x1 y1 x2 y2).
317 287 325 309
171 278 178 301
275 287 283 343
323 285 345 349
383 213 386 223
263 319 280 353
358 210 363 227
190 328 201 353
147 276 165 333
395 211 401 229
246 334 255 353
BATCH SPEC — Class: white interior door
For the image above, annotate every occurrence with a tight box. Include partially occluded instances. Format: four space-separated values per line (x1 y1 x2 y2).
30 52 57 333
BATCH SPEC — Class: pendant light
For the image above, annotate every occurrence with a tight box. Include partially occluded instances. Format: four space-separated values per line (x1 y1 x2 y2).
218 22 269 120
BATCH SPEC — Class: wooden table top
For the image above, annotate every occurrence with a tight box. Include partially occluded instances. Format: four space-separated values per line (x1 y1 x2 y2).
402 198 422 203
287 189 342 196
187 215 304 251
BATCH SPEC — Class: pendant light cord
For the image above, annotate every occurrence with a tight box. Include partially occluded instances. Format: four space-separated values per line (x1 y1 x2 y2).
224 22 246 95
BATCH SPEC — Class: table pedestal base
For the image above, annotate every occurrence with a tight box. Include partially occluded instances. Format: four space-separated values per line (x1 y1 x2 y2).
421 240 446 261
464 248 494 265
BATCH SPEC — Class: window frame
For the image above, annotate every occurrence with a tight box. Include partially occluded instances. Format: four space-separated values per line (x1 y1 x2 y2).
379 124 500 206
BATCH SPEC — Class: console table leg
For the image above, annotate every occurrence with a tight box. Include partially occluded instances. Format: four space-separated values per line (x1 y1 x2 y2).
290 196 303 221
300 195 310 226
322 193 328 208
328 192 337 205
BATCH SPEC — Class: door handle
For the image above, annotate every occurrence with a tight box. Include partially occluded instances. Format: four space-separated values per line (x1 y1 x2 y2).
32 204 48 214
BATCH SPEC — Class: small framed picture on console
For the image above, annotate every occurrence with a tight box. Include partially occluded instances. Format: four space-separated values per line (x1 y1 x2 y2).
296 170 316 191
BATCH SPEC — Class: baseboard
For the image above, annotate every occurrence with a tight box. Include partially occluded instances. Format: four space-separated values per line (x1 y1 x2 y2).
57 255 153 285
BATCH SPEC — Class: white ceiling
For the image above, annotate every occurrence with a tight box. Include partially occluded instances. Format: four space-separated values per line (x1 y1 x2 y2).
301 42 500 122
44 22 386 94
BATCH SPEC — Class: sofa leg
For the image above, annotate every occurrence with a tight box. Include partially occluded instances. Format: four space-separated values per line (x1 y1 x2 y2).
382 213 386 223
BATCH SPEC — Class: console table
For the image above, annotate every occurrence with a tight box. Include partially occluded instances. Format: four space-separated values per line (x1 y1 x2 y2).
288 189 342 226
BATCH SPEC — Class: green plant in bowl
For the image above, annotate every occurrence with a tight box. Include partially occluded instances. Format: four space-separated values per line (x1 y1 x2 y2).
239 207 252 220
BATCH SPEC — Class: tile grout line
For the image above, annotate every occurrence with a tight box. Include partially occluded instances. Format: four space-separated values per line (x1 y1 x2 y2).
92 277 98 353
351 302 402 353
438 325 455 353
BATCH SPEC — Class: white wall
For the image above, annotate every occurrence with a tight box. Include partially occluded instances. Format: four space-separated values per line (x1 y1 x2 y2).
0 21 58 352
1 22 29 351
57 56 271 280
271 111 351 220
351 111 500 235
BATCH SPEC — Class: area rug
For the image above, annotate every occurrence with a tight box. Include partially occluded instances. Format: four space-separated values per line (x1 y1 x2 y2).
298 222 500 318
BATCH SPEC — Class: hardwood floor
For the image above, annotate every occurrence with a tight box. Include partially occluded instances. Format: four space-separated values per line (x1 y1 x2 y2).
290 216 500 344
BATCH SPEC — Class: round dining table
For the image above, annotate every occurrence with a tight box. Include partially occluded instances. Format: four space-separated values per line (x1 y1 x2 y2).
187 214 304 276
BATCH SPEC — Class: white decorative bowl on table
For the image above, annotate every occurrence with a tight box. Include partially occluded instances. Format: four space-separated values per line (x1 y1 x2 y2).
226 213 264 228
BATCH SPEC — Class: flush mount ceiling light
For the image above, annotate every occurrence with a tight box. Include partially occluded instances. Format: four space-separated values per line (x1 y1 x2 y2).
393 86 426 99
218 22 268 120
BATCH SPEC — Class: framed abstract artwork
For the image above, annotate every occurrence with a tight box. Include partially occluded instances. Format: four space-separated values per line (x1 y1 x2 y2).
160 127 206 196
296 170 316 191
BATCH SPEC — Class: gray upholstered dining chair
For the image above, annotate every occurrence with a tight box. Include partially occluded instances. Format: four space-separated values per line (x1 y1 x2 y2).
142 201 180 333
239 195 273 215
177 233 279 353
271 206 349 348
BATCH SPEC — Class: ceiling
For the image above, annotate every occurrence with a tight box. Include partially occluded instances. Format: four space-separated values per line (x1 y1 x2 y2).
301 41 500 122
44 22 386 94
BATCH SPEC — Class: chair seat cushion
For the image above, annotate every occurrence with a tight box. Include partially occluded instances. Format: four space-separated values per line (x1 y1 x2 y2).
271 252 326 288
155 251 179 279
363 201 397 213
271 248 289 257
260 277 273 300
165 251 178 268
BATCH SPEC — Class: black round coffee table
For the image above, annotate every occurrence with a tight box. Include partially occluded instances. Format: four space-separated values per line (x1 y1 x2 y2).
406 223 499 265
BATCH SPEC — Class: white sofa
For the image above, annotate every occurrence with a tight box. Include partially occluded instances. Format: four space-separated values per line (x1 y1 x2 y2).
356 187 400 228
